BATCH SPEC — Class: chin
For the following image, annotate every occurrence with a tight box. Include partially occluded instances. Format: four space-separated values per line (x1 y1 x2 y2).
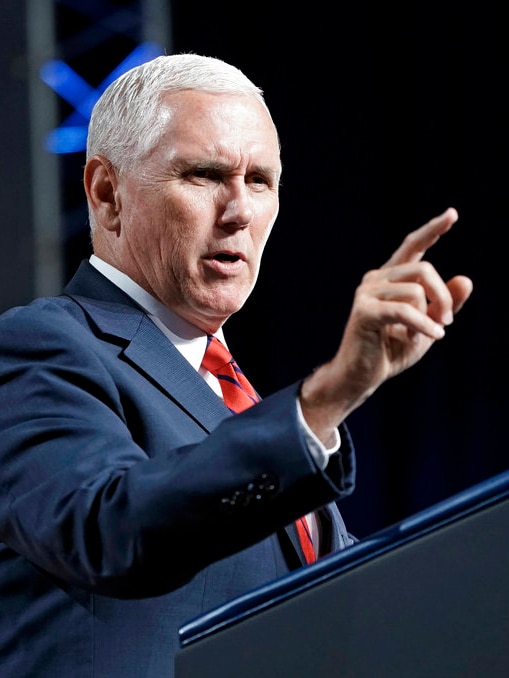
201 296 247 325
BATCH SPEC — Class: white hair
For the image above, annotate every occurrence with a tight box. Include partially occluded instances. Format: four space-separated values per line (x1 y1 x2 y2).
86 53 269 173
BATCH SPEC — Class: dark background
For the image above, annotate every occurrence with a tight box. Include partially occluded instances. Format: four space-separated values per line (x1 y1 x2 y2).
170 2 509 538
3 1 508 539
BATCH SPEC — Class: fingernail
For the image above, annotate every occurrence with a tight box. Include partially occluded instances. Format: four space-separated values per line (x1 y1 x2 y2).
443 311 453 325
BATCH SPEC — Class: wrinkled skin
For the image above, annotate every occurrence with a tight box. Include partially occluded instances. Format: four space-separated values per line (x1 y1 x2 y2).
85 91 281 334
84 91 473 445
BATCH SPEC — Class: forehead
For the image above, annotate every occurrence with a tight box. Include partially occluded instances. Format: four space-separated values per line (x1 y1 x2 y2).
157 90 281 167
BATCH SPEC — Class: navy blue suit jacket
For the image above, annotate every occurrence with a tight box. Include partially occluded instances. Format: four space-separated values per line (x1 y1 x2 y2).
0 262 356 677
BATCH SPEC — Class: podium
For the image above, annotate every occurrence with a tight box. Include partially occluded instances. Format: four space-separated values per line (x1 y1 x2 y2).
175 470 509 677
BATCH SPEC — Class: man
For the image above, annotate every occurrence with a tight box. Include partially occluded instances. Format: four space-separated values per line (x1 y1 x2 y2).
0 54 472 677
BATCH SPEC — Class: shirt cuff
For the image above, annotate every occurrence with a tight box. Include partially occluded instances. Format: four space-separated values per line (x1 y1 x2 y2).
296 398 341 470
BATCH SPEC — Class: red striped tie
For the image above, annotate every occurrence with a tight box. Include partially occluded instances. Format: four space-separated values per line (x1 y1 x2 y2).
201 335 259 413
296 517 315 565
201 335 316 563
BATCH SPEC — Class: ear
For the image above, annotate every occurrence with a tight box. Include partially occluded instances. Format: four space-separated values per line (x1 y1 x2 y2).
83 155 121 232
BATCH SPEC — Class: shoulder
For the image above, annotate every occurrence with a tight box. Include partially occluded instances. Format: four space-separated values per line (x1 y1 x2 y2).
0 295 91 346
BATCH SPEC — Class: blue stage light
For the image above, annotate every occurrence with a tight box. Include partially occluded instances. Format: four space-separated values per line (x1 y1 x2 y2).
41 42 165 154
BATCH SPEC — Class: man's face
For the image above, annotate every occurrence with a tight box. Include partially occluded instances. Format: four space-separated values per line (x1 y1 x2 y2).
110 90 281 333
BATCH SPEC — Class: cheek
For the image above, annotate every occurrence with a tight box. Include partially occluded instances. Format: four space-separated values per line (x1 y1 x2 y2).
161 225 201 279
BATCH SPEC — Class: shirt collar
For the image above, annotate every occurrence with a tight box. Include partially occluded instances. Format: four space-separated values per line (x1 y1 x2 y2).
89 255 226 371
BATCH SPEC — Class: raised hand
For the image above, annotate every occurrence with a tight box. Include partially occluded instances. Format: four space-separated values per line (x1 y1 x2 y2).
300 208 473 443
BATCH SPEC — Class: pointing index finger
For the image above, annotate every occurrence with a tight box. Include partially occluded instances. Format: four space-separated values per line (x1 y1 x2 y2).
382 207 459 269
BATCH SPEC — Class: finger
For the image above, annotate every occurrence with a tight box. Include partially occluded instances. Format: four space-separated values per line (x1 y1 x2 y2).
382 207 458 268
373 280 428 310
447 275 474 314
368 260 456 326
360 295 447 341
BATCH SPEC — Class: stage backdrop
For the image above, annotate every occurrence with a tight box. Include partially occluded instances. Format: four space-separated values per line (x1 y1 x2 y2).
1 0 507 539
170 1 509 538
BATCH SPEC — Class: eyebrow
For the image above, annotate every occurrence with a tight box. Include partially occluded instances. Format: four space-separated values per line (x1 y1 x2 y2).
179 158 281 182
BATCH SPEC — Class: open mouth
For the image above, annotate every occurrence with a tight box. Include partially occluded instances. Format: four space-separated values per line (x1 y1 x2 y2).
213 253 240 263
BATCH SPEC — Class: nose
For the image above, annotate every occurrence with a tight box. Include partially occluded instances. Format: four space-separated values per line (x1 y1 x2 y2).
217 182 254 229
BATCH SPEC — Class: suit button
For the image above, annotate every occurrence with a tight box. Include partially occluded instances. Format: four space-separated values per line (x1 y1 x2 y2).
256 473 277 495
220 473 278 513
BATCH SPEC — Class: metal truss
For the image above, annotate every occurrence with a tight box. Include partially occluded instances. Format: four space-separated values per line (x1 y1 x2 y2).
27 0 172 293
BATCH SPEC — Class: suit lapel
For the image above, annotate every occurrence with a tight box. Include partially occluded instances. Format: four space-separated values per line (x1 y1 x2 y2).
63 261 231 432
122 313 230 431
285 503 353 567
286 521 309 567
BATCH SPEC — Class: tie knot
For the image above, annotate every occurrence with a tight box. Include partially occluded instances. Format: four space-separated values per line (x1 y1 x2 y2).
201 336 234 375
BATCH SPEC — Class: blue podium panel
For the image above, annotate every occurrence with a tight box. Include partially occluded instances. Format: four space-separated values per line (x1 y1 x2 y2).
175 471 509 678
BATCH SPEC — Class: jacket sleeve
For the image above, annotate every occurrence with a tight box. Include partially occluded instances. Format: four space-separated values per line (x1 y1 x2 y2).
0 301 355 598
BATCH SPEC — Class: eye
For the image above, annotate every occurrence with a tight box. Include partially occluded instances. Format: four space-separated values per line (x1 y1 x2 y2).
190 167 223 182
247 173 272 190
